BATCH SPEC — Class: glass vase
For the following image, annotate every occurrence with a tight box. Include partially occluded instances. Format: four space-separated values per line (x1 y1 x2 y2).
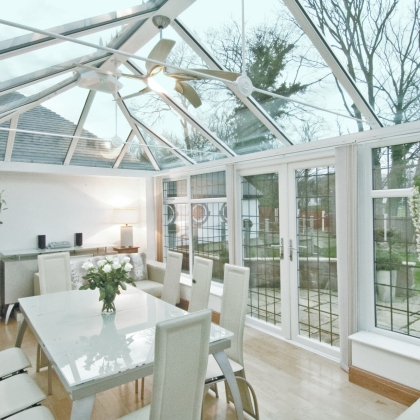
101 291 116 315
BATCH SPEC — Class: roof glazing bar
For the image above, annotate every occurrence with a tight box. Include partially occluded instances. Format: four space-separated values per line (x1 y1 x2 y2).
113 130 135 169
115 93 160 170
0 2 163 59
124 60 236 157
171 18 293 146
4 116 18 162
283 0 382 129
64 90 96 165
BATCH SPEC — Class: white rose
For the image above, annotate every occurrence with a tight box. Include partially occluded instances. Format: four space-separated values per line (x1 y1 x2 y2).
103 264 112 273
124 262 133 272
112 262 121 270
106 256 114 262
113 258 120 264
123 256 130 263
82 262 93 270
97 260 106 267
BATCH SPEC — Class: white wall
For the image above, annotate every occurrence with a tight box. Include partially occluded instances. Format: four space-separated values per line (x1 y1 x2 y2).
0 172 147 252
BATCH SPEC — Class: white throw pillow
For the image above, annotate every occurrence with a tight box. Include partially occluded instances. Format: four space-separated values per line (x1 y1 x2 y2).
130 252 148 281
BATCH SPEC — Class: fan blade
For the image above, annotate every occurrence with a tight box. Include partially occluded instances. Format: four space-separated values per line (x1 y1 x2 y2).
74 63 146 81
167 68 241 82
146 38 176 75
174 81 202 108
119 86 151 101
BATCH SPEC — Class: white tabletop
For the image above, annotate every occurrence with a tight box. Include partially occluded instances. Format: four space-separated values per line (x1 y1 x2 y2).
18 288 233 388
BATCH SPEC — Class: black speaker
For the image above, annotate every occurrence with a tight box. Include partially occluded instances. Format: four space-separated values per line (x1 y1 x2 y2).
75 233 83 247
38 235 46 249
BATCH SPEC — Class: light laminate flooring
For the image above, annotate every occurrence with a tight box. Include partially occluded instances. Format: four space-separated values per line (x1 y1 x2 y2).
0 316 407 420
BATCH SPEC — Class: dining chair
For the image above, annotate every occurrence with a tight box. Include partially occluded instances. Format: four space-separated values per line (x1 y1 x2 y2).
0 347 31 379
204 264 259 420
0 373 47 419
7 406 55 420
160 251 183 306
188 256 213 313
36 251 72 395
120 309 212 420
136 250 184 397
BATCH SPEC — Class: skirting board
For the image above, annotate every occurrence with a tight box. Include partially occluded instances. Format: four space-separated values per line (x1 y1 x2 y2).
178 298 221 324
349 366 420 406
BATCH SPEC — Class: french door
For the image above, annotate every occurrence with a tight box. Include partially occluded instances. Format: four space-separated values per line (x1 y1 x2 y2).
239 158 339 357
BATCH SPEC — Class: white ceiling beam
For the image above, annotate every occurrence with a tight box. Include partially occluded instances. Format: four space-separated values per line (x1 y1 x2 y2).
64 90 96 165
171 19 293 147
124 60 236 157
4 117 18 162
0 75 78 122
113 130 135 169
282 0 382 129
114 93 160 170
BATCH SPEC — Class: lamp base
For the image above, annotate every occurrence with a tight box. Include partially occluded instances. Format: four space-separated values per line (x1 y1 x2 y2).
120 225 133 247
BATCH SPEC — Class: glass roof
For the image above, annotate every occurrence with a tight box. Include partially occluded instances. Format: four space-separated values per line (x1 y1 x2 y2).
0 0 418 172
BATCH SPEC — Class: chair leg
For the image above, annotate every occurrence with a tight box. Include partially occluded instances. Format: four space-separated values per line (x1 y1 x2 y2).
210 383 219 398
135 379 138 394
141 378 145 400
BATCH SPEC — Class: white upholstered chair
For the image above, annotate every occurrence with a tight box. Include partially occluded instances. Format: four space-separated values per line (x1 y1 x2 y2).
188 256 213 313
36 252 72 394
0 373 47 419
120 309 212 420
160 251 183 306
0 347 31 379
204 264 259 420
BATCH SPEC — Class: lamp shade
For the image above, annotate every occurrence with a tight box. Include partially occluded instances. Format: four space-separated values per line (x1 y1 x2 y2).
113 208 139 225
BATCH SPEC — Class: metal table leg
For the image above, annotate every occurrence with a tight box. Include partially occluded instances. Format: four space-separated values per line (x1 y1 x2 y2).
15 318 28 347
213 351 244 420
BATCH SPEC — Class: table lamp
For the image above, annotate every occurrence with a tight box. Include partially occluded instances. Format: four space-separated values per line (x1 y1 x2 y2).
113 208 139 247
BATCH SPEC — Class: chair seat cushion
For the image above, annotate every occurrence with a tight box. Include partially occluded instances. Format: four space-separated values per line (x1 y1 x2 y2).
0 348 31 378
205 354 243 380
134 280 163 298
119 404 151 419
0 374 46 418
8 406 55 420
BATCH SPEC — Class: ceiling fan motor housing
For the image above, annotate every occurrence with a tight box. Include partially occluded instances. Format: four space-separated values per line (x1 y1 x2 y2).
152 15 171 29
77 70 123 94
236 75 254 97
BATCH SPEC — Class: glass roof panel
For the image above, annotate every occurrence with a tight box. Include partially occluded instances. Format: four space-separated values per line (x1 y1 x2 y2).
178 0 373 140
137 126 185 170
8 89 88 165
124 90 226 163
0 121 10 161
15 74 76 100
301 0 419 126
118 136 156 171
1 1 165 30
1 25 126 82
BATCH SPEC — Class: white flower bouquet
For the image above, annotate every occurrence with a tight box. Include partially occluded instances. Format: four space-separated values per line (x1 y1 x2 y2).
80 256 135 313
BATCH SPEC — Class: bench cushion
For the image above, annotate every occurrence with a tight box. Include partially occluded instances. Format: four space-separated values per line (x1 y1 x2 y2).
134 280 164 298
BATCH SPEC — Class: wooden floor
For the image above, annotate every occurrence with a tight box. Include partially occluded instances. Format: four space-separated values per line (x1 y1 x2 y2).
0 316 407 420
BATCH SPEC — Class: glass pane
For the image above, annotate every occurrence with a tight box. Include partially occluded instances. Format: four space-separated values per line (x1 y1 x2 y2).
163 203 189 274
0 121 10 160
241 173 281 325
302 0 419 127
372 142 420 190
118 136 155 171
192 202 229 283
191 172 226 199
296 166 339 347
374 197 419 337
163 180 187 199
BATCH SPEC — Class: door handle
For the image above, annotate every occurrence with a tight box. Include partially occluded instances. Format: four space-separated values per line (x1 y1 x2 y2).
289 239 297 261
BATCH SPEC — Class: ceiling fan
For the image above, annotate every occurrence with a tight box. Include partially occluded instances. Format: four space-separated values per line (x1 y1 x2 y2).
75 15 241 108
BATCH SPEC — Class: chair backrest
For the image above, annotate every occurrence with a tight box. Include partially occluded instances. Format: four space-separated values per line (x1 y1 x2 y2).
150 309 212 420
188 256 213 313
160 251 183 305
220 264 250 366
38 252 72 295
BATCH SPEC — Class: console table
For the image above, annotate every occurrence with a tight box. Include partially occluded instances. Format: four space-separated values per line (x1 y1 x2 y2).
0 244 112 324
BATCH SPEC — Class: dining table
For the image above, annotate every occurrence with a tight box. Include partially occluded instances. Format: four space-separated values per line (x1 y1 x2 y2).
15 287 245 420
